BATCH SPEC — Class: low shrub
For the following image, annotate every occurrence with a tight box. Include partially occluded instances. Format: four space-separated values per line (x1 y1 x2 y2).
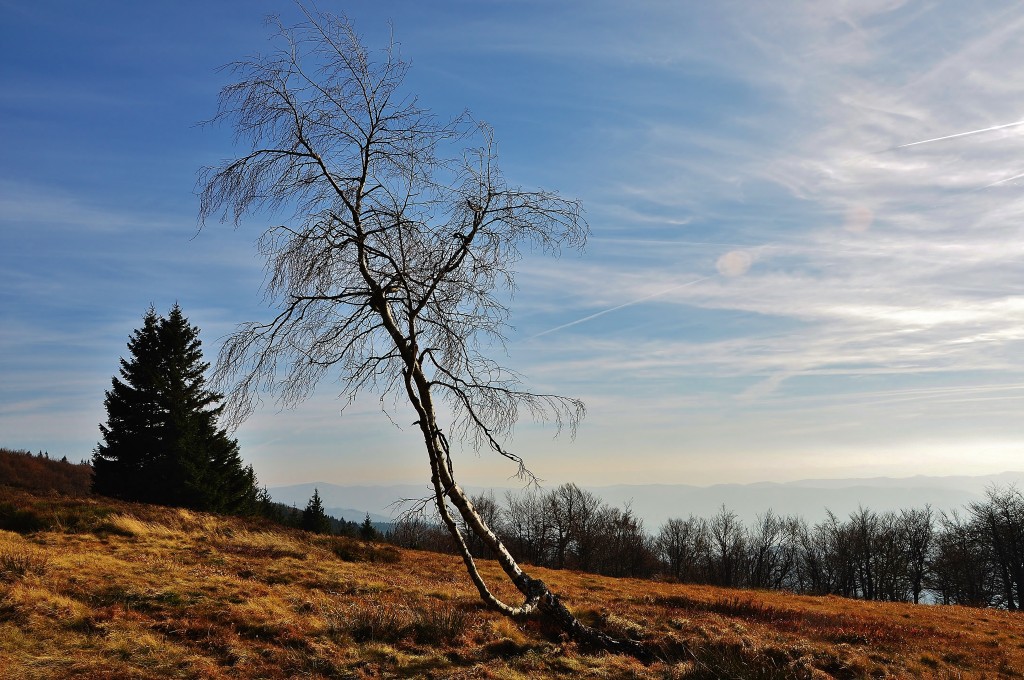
0 503 46 534
329 536 400 564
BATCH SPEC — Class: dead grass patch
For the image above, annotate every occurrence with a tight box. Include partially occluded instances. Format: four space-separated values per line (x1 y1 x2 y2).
326 535 401 563
216 529 308 560
104 513 181 539
2 489 1022 679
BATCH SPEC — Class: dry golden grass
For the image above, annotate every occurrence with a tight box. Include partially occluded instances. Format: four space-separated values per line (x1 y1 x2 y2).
1 486 1022 679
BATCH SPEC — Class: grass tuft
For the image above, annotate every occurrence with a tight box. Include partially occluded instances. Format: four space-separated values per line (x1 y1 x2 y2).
348 602 412 643
412 599 472 644
104 513 180 538
0 548 49 581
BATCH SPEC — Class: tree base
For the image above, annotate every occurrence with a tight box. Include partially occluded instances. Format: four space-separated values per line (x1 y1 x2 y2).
527 578 655 661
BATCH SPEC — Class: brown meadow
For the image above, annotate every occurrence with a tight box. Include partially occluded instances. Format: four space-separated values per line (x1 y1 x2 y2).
1 487 1022 679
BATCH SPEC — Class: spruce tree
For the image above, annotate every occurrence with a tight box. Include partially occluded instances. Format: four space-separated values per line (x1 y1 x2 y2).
301 488 331 534
359 513 379 542
92 304 259 513
92 308 164 502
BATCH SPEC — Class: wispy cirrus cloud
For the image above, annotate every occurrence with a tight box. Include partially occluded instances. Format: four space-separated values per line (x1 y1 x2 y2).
509 1 1024 424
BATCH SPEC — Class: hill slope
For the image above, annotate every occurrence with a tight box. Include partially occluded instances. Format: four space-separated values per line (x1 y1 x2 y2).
2 487 1023 679
0 448 91 496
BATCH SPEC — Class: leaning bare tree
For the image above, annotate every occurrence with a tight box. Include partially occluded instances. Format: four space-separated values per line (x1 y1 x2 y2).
199 8 647 657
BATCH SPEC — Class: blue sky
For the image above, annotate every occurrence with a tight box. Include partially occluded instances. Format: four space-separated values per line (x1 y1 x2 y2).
3 0 1024 488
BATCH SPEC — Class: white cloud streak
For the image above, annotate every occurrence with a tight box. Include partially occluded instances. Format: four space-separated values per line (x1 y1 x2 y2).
890 119 1024 150
528 276 712 339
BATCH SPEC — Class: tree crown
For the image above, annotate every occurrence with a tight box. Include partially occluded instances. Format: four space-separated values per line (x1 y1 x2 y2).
201 9 588 474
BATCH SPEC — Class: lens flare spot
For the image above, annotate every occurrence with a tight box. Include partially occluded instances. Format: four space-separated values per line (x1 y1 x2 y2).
843 205 874 233
716 250 752 277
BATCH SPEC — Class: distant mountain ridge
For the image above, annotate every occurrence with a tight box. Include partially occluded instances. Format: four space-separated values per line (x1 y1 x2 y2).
765 470 1024 491
268 471 1024 529
324 507 393 525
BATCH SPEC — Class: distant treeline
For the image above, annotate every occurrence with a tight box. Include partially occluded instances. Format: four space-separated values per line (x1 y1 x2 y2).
386 482 1024 610
0 448 92 496
258 487 382 541
256 498 361 536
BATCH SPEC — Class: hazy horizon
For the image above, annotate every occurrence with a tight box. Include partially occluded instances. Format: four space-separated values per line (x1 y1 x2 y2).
266 469 1024 529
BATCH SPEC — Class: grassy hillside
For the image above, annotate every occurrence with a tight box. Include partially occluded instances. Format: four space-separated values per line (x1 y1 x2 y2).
2 487 1023 679
0 448 91 496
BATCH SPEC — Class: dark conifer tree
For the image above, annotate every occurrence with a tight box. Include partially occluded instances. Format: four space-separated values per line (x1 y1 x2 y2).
93 308 164 501
359 513 379 542
301 488 331 534
92 304 259 514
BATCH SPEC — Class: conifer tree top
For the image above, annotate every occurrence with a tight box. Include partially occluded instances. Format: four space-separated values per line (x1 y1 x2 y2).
93 305 258 515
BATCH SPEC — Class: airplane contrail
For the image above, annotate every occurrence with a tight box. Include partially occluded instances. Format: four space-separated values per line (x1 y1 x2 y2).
981 170 1024 189
528 275 712 340
894 119 1024 150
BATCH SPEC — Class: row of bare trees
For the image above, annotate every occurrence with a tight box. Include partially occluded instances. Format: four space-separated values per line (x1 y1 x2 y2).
389 484 1024 609
493 485 655 578
390 484 657 578
657 504 937 603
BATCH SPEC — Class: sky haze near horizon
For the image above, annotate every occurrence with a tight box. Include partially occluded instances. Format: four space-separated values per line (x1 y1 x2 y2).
3 1 1024 489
